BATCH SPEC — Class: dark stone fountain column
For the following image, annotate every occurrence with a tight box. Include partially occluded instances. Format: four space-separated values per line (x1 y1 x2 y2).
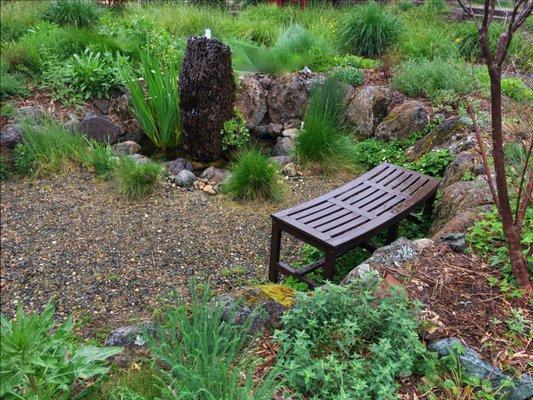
179 36 236 162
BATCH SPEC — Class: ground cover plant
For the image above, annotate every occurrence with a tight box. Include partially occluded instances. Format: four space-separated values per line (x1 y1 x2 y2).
114 156 164 200
275 279 431 399
0 303 121 399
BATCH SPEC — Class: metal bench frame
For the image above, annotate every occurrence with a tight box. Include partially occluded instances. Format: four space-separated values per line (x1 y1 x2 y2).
268 163 439 287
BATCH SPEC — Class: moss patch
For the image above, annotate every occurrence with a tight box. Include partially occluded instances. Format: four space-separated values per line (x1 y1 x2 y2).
257 284 296 308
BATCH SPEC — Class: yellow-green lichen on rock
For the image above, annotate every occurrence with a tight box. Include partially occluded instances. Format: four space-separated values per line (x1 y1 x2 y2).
257 284 296 308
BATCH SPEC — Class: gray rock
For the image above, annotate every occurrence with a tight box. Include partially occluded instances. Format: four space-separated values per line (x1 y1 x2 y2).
267 73 309 125
429 338 533 400
430 177 493 235
342 238 433 284
284 119 302 130
269 155 293 166
344 85 395 137
235 75 267 130
112 140 141 156
281 162 299 177
282 128 299 139
173 170 197 187
164 158 194 175
105 325 146 347
440 152 477 190
15 106 43 121
0 124 22 148
130 154 151 164
92 99 110 115
407 116 471 160
440 232 467 252
375 100 430 140
257 123 283 138
273 137 294 156
78 114 124 144
199 166 229 184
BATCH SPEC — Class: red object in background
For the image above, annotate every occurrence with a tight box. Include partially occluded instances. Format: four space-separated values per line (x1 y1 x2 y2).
268 0 309 8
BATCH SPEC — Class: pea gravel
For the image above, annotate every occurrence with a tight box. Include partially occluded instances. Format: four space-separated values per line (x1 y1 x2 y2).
1 170 351 337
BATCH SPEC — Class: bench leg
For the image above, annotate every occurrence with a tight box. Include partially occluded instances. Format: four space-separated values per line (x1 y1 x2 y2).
386 223 399 244
269 221 282 283
423 193 437 219
323 249 336 281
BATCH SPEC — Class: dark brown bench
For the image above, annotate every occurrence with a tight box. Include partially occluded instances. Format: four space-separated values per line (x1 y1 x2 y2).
268 163 439 287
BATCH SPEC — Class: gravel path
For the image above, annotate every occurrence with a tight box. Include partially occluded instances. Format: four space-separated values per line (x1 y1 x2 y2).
1 170 350 337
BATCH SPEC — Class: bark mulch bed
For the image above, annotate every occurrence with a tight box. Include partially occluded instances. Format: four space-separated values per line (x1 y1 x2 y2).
0 169 351 338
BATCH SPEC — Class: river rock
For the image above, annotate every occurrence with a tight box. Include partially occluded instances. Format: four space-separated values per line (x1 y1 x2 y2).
375 100 430 140
112 140 141 156
273 137 294 156
344 85 395 137
235 75 267 130
164 158 194 175
267 73 309 125
172 170 197 187
199 166 229 184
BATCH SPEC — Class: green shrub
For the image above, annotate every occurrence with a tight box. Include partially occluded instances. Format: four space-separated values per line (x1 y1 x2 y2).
14 118 91 176
125 52 181 149
275 279 429 399
329 66 364 86
0 303 121 399
145 281 279 400
295 78 357 169
223 148 283 202
406 149 454 178
0 66 28 100
222 111 251 151
501 77 533 102
113 156 163 200
392 58 479 100
341 2 403 57
352 139 407 169
42 0 102 29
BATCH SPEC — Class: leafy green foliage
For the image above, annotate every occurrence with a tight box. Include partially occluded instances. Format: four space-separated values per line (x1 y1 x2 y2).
42 0 102 29
275 279 428 399
329 66 364 86
392 58 479 100
223 148 283 202
14 118 92 176
125 52 181 149
405 150 454 178
341 2 403 57
113 156 163 200
295 78 357 169
0 303 121 399
501 77 533 103
145 282 279 400
399 22 458 61
353 139 408 169
222 110 250 151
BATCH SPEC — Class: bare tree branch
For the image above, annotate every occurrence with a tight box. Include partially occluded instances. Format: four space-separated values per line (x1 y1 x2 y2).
514 136 533 222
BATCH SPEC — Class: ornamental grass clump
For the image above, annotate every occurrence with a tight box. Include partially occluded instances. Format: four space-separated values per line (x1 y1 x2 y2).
223 148 283 202
295 78 357 170
275 279 430 399
341 2 403 57
42 0 102 29
114 156 163 200
125 52 181 149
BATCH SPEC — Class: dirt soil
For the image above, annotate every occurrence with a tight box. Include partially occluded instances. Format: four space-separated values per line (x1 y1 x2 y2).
0 168 351 338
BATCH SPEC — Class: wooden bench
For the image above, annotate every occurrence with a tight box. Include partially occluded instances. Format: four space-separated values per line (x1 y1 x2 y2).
268 163 439 287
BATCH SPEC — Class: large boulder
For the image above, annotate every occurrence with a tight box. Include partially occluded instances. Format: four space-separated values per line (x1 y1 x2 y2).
342 237 434 284
407 116 471 160
375 100 430 140
344 85 395 137
235 75 267 131
77 113 124 144
180 36 236 161
267 73 309 125
440 152 477 190
430 177 493 235
0 124 22 149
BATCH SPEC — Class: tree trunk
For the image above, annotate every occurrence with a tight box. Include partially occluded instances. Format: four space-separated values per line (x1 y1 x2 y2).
488 67 532 293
